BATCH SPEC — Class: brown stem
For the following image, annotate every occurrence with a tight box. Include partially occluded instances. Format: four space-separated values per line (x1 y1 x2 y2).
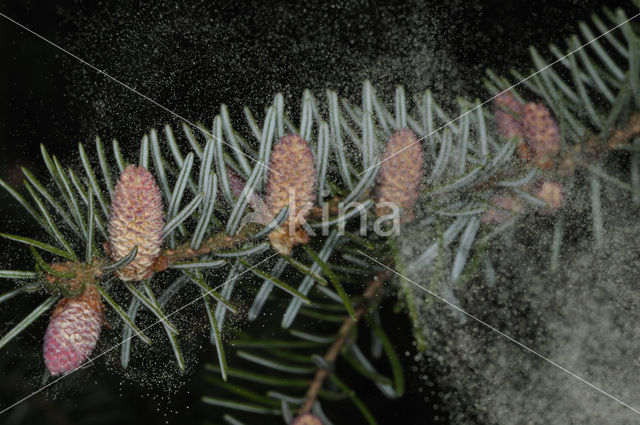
160 224 261 265
307 191 373 220
298 270 392 415
604 112 640 150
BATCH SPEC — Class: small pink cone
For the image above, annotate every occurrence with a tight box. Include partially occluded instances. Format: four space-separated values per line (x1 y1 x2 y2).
375 128 424 222
521 102 561 169
43 287 104 376
265 134 316 254
535 180 564 213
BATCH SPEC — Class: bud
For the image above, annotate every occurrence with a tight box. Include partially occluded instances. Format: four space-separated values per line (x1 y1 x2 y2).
292 414 323 425
265 134 316 254
481 193 524 225
535 180 564 213
42 262 95 298
226 166 246 199
375 128 423 222
43 286 104 375
220 166 264 213
215 166 247 204
108 164 165 281
521 102 561 169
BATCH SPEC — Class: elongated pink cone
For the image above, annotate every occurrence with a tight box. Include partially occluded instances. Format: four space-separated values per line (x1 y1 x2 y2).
43 287 104 376
522 102 561 169
108 164 164 281
265 134 316 254
375 128 424 222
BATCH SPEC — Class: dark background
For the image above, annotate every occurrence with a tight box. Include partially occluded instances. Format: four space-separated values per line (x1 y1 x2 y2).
0 0 631 424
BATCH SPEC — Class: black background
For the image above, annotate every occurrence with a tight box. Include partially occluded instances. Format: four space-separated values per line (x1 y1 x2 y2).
0 1 631 424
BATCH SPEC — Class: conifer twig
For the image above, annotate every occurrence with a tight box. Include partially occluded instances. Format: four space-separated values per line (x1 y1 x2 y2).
161 224 260 265
299 270 392 415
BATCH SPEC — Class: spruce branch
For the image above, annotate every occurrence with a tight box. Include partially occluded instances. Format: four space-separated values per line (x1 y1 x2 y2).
1 4 640 422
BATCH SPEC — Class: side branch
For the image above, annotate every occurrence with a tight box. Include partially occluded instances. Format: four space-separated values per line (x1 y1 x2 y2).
299 270 392 415
160 224 261 265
